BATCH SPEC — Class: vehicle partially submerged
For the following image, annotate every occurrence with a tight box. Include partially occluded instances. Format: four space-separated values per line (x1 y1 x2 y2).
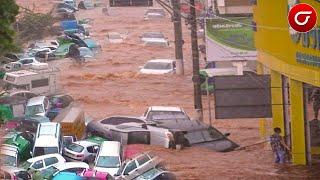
139 59 176 75
87 114 239 152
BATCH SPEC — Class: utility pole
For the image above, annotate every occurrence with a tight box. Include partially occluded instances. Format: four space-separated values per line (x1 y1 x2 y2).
171 0 184 75
190 0 203 121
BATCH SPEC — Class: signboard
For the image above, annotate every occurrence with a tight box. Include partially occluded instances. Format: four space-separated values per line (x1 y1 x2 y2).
206 17 257 62
213 74 272 119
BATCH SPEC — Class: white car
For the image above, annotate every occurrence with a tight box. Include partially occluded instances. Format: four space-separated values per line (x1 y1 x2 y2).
144 8 166 20
21 154 66 171
139 59 176 75
0 145 19 167
25 96 51 117
106 32 127 43
115 153 162 180
142 106 190 121
140 32 169 47
63 140 100 163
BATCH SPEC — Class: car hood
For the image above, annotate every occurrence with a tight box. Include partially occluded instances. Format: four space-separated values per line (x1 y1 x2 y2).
140 68 173 74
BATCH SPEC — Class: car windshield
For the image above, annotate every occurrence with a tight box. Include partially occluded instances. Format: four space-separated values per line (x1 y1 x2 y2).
144 62 171 70
33 147 58 157
66 143 84 153
25 105 44 116
0 154 17 166
148 111 188 120
96 156 120 168
21 161 32 169
63 137 74 147
134 168 161 180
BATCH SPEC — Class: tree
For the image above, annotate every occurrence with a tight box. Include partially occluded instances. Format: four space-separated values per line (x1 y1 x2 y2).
0 0 19 56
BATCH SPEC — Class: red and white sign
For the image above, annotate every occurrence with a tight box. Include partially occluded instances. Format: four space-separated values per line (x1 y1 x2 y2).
288 3 317 32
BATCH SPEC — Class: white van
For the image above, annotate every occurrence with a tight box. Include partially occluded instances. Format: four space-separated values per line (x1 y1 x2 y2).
25 96 50 117
3 67 59 96
94 141 122 176
32 122 62 157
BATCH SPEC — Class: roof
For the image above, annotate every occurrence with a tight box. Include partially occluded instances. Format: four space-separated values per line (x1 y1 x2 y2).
149 106 182 112
148 59 175 63
27 96 46 106
27 153 62 163
74 140 98 147
143 38 167 43
5 70 37 77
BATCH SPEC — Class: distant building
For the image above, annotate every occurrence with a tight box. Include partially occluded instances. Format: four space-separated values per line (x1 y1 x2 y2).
209 0 252 15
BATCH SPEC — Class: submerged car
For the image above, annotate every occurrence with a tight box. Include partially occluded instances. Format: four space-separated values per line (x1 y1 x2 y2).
115 153 162 180
134 167 176 180
139 59 176 75
144 8 166 20
0 145 19 167
142 106 190 121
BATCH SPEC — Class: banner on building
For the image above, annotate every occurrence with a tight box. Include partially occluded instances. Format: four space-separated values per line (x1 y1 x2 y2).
206 17 257 62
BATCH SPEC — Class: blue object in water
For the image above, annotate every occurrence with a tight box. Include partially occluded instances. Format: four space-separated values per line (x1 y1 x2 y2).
53 172 82 180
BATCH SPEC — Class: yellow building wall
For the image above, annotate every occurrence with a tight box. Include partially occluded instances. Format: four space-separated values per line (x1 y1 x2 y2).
253 0 320 165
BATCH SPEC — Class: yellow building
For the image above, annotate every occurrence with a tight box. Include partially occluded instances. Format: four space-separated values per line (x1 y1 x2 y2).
253 0 320 165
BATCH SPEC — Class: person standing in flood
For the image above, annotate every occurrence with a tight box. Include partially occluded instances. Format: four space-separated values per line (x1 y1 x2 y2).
270 127 290 164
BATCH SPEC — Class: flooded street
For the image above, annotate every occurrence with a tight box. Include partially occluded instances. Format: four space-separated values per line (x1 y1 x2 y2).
14 0 320 179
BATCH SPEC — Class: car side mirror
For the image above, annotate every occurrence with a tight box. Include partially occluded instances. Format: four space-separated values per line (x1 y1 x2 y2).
224 133 230 137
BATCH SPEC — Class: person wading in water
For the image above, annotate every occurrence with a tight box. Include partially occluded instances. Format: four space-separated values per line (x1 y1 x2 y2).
270 127 290 164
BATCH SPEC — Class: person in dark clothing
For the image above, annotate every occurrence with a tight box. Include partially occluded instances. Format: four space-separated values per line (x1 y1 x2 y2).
270 127 290 164
312 88 320 120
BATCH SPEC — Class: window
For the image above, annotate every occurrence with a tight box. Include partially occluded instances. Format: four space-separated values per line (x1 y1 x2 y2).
44 157 58 166
123 161 137 175
31 160 44 169
31 78 49 88
33 147 59 157
87 145 99 153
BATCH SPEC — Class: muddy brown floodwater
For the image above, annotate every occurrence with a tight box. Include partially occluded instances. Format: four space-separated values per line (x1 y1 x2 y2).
15 0 320 179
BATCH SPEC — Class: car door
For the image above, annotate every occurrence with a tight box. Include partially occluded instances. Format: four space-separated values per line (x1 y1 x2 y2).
122 160 138 178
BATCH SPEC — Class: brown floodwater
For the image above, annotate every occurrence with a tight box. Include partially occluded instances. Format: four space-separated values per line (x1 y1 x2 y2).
14 0 320 179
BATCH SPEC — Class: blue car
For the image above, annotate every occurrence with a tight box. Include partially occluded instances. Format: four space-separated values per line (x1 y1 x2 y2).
53 172 82 180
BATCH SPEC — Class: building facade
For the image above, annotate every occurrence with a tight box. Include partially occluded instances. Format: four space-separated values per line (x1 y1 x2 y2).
254 0 320 165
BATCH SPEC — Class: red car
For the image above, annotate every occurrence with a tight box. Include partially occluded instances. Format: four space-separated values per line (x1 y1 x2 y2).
78 169 111 180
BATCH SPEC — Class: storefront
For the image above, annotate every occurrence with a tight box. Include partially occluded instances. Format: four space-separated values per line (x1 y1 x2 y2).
253 0 320 165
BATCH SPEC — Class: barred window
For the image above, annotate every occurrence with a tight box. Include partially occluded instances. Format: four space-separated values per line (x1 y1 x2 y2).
31 78 49 88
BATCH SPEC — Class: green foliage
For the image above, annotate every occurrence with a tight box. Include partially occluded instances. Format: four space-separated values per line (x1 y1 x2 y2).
16 10 55 43
206 17 255 51
0 0 19 56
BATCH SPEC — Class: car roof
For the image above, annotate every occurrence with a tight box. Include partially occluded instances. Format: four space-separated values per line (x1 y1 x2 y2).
5 70 37 77
149 106 182 112
99 141 121 156
27 153 63 163
147 59 175 63
55 162 89 170
74 140 98 147
27 96 46 106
